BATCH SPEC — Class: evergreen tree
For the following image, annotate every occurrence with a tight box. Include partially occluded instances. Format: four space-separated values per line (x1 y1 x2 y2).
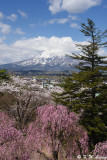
53 19 107 149
0 69 10 83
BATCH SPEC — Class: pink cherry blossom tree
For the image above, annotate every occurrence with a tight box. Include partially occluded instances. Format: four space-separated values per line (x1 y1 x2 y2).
93 141 107 157
26 105 89 160
0 105 89 160
0 89 52 130
0 112 30 160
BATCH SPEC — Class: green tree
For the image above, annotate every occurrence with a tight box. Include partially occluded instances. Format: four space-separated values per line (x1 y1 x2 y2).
53 19 107 150
0 69 10 83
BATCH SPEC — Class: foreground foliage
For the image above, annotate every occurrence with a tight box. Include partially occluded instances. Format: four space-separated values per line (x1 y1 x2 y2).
53 19 107 149
0 112 29 160
0 76 52 130
0 105 88 160
0 105 106 159
0 69 10 83
26 105 88 160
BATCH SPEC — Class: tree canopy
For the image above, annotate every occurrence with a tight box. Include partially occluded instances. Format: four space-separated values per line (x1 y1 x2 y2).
53 19 107 149
0 69 10 83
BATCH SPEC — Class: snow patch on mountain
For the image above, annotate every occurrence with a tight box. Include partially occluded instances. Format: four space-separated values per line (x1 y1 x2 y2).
0 51 78 72
17 51 76 68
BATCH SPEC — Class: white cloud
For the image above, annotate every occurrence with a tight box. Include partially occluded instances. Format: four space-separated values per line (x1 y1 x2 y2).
68 15 78 20
0 12 4 19
0 36 80 64
48 18 68 24
7 14 17 21
70 23 79 28
48 0 102 14
0 37 6 43
14 28 25 35
0 36 105 65
0 22 11 34
18 10 27 18
44 15 79 26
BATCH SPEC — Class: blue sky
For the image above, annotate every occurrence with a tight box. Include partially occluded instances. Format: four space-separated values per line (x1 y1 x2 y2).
0 0 107 64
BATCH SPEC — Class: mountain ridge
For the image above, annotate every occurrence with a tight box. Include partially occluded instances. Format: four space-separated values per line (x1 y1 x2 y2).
0 53 78 73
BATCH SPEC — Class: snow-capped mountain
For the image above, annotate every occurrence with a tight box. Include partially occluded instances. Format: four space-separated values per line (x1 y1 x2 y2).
0 52 78 72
